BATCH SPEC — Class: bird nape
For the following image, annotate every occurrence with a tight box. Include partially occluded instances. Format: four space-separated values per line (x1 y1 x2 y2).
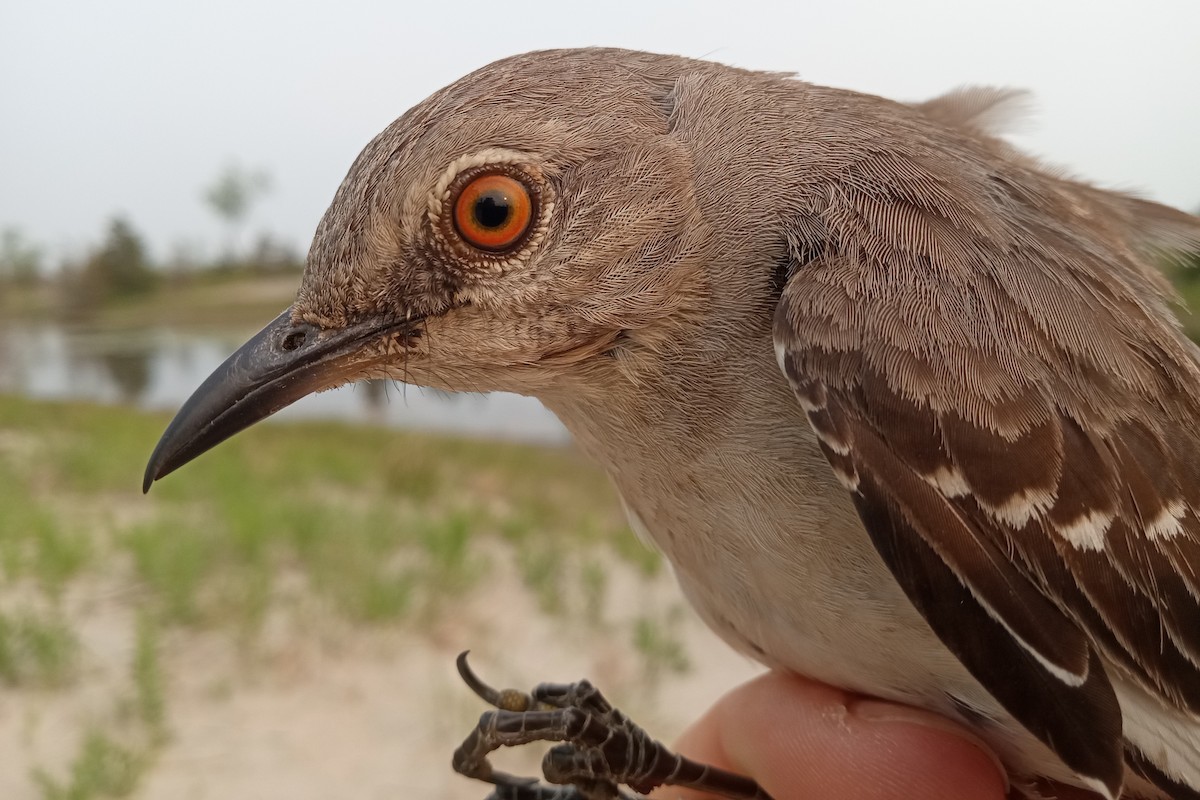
144 49 1200 800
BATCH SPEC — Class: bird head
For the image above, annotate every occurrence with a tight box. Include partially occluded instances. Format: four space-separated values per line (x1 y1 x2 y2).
143 49 728 489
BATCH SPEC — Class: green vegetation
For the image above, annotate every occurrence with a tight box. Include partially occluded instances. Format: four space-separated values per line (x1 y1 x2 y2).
0 393 664 797
33 730 149 800
23 609 171 800
129 614 168 742
632 607 691 683
0 393 641 630
0 607 79 688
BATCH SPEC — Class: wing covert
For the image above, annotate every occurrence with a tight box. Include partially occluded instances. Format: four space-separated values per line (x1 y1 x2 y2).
771 128 1200 796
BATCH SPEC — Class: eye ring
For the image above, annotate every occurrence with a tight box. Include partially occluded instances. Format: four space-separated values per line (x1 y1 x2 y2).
452 172 535 252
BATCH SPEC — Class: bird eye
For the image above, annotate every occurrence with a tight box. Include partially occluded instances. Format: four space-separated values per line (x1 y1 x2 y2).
452 172 534 252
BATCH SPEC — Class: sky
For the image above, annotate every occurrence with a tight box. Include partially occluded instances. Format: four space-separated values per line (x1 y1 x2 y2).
2 0 1198 266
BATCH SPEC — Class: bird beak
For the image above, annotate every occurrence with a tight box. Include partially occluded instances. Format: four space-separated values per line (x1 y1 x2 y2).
143 307 404 492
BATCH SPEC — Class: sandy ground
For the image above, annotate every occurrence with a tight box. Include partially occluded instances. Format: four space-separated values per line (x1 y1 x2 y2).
0 553 764 800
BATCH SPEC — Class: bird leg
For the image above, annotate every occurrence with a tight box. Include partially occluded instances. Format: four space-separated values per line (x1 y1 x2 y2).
451 652 773 800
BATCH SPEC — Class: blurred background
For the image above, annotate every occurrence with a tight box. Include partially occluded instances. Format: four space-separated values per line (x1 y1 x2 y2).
1 1 1197 798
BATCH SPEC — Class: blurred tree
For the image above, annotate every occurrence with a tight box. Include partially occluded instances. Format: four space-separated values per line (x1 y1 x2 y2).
61 217 158 319
87 217 156 297
203 163 272 264
0 227 43 286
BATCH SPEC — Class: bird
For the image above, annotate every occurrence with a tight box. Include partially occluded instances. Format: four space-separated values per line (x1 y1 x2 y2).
143 49 1200 799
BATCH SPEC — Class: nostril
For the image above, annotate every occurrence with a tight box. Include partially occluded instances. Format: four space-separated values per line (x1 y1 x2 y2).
280 329 309 352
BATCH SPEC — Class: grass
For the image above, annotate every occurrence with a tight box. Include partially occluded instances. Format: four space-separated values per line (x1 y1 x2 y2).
0 392 671 798
33 730 148 800
517 543 566 615
579 558 608 625
632 606 691 684
29 612 170 800
0 606 79 688
0 461 94 596
0 393 643 632
128 613 167 740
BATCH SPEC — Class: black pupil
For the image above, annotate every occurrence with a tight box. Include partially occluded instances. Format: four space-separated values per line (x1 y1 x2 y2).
472 190 511 229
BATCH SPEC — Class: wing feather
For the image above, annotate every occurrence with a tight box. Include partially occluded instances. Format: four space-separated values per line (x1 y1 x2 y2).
772 115 1200 796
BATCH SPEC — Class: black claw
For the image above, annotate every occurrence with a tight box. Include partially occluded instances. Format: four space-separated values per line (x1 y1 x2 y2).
457 651 535 712
458 651 504 706
451 654 773 800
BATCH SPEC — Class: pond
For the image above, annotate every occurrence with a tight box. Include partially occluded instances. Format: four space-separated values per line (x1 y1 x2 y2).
0 324 568 444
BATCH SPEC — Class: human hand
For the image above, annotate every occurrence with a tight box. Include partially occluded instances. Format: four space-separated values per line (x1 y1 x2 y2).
651 671 1097 800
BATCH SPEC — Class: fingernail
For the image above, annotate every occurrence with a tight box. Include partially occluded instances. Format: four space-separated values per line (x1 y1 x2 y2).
850 699 1009 791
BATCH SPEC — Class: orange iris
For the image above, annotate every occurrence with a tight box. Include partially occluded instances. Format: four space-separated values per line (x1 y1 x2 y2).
452 173 534 252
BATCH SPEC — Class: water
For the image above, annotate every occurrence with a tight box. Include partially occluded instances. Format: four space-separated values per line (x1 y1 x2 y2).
0 324 568 444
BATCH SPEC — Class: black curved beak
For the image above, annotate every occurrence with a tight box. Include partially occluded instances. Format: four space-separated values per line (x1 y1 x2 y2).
143 307 403 492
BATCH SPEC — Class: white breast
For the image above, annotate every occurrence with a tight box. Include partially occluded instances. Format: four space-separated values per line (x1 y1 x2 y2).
611 433 1089 792
546 357 1131 794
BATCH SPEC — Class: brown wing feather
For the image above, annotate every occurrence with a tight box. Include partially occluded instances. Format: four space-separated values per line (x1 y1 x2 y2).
840 391 1124 793
773 117 1200 796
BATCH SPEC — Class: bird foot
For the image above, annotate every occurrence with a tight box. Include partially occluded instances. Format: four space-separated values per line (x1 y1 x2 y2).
451 652 773 800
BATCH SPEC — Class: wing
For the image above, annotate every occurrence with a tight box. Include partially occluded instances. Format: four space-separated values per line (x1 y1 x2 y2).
772 123 1200 798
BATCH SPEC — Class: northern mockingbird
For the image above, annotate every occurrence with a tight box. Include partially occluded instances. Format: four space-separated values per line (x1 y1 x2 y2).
144 49 1200 799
